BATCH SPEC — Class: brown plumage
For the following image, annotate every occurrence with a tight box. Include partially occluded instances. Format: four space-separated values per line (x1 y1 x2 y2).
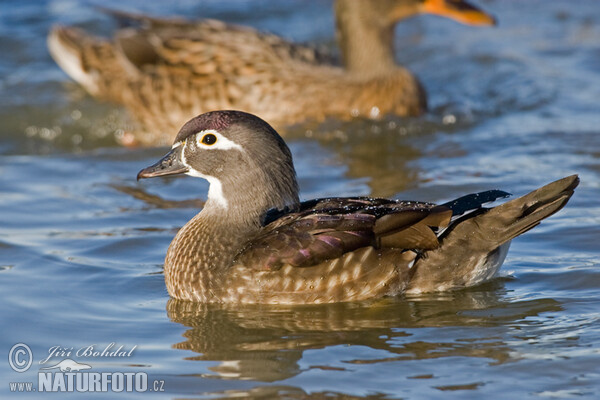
48 0 495 145
137 111 578 304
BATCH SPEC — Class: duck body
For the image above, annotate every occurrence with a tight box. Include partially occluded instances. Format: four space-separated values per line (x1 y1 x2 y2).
50 17 420 144
138 111 578 304
48 1 495 145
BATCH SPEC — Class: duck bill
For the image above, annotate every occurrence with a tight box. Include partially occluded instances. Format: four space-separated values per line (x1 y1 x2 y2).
137 146 188 180
422 0 496 26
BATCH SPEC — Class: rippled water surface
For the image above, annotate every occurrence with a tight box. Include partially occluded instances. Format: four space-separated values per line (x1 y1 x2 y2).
1 0 599 398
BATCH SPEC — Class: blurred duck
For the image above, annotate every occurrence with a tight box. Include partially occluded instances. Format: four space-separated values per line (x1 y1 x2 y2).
48 0 495 145
137 111 578 304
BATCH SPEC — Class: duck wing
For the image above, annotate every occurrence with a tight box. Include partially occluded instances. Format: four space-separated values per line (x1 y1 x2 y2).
236 197 454 271
100 9 330 77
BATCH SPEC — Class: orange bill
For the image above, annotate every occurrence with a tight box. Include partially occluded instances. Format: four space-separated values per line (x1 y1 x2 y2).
422 0 497 26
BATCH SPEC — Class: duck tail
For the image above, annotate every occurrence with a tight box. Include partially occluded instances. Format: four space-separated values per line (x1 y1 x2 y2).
48 25 108 96
407 175 579 293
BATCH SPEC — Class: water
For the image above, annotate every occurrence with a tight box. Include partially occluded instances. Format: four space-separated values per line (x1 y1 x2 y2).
1 0 599 398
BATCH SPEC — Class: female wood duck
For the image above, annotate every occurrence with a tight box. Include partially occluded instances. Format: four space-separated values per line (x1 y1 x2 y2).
48 0 495 145
137 111 578 304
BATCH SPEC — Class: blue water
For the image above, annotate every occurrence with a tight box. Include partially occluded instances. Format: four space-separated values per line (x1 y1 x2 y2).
1 0 599 398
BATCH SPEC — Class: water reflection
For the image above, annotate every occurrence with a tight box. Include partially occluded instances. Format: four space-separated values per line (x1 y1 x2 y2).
210 385 399 399
166 285 562 382
110 184 205 209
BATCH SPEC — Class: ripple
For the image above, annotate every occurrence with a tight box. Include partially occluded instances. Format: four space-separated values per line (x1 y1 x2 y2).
1 1 600 399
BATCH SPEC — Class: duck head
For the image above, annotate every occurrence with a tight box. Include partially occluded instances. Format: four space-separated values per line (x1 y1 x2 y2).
138 111 300 223
418 0 496 26
335 0 495 75
337 0 495 26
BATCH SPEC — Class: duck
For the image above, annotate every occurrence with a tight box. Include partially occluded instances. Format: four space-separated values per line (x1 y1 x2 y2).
48 0 495 146
137 110 578 304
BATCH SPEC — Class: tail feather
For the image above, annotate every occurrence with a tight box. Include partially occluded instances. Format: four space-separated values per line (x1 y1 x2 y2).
481 175 578 245
407 175 579 293
48 26 102 94
48 25 134 102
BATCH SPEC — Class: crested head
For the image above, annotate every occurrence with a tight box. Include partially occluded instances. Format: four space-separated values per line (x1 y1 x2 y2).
173 110 244 144
139 111 299 225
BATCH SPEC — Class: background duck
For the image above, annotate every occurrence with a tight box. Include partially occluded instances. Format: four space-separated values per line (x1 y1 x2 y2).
137 111 578 304
47 0 495 146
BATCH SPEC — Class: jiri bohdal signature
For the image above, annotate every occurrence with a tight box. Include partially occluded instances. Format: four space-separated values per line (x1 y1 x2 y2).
39 343 137 365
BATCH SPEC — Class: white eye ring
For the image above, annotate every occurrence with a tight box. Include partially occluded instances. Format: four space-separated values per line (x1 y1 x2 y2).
195 130 244 151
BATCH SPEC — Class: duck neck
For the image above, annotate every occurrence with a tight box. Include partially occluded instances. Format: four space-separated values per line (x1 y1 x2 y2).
335 0 398 76
167 166 300 271
203 164 300 228
175 209 256 262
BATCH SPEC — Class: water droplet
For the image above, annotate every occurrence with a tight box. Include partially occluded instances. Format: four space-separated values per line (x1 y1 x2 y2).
369 106 380 118
25 126 38 137
71 110 82 120
443 114 457 125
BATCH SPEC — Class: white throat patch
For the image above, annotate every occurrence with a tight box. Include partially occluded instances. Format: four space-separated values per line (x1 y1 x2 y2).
179 141 229 209
191 171 228 209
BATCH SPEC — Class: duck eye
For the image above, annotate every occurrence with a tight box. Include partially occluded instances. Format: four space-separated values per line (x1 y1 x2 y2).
201 133 217 146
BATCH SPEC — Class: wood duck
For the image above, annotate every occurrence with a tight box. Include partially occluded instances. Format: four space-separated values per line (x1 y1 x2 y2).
137 111 578 304
48 0 495 145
